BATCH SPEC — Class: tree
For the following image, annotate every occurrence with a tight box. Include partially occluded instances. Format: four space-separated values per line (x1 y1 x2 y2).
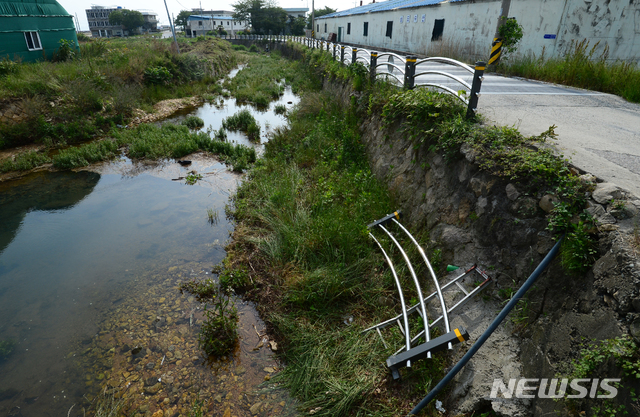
307 6 336 29
174 10 193 32
108 9 145 33
289 16 306 36
232 0 287 34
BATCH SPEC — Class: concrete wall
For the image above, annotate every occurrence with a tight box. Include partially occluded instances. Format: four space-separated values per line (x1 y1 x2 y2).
317 0 640 63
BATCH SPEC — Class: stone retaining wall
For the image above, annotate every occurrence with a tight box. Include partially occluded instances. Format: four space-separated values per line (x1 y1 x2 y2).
323 78 640 416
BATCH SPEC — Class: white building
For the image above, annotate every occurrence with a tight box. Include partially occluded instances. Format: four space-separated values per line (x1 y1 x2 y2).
316 0 640 64
187 15 250 37
86 5 158 38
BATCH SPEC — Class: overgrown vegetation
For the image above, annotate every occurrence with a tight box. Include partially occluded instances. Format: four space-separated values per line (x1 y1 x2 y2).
558 336 640 416
0 36 238 150
499 39 640 103
223 47 450 416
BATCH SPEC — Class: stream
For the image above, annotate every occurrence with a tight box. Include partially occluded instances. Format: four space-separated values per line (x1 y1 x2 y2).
0 72 299 417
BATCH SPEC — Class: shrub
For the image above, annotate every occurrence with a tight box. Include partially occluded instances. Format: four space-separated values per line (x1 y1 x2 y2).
181 116 205 129
0 58 19 77
198 295 238 357
273 104 287 115
233 45 248 51
248 44 259 53
0 151 51 173
53 39 77 62
144 66 173 85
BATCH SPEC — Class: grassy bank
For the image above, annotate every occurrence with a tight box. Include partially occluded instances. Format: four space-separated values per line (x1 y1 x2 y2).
0 36 238 150
220 42 602 416
498 39 640 103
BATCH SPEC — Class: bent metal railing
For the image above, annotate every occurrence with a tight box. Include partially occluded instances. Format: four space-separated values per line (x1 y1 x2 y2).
365 210 493 380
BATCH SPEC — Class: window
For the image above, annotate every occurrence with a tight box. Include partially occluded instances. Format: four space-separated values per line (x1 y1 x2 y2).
400 16 403 23
316 24 319 33
421 14 426 23
199 21 203 26
24 31 42 51
213 21 216 25
324 23 327 32
407 15 410 23
347 22 351 34
432 19 444 40
227 21 229 25
414 15 417 23
385 21 393 38
363 21 368 36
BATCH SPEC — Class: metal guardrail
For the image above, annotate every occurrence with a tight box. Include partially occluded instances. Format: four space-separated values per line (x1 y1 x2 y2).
291 36 485 119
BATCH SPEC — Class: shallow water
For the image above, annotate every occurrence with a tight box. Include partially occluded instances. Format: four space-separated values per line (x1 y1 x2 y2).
0 85 299 417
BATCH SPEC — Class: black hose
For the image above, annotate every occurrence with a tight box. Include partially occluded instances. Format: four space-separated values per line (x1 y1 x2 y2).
407 237 563 415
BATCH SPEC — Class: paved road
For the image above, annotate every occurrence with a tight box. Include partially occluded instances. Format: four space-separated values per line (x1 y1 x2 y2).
378 58 640 197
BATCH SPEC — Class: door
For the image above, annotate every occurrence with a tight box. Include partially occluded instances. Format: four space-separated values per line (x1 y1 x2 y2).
338 26 343 42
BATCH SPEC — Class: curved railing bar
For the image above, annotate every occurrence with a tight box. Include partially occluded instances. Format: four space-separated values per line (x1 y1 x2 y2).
379 224 431 356
392 218 452 350
375 62 406 75
415 57 474 74
414 84 469 104
377 52 407 63
356 56 370 66
375 72 404 86
369 233 412 359
413 70 472 90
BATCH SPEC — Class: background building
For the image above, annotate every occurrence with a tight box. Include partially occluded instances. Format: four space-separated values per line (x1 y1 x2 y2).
86 5 158 38
187 14 250 37
316 0 640 64
0 0 78 62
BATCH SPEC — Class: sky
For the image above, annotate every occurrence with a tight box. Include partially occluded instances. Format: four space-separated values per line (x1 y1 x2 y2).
61 0 358 31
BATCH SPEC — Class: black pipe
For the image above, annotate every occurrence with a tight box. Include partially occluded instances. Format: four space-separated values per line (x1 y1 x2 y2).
407 237 563 416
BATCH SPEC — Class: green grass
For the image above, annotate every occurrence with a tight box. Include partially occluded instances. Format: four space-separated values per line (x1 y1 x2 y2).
0 150 51 173
221 109 261 141
499 39 640 103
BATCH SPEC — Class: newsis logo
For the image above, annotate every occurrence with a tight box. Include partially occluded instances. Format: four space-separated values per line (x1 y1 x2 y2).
490 378 621 399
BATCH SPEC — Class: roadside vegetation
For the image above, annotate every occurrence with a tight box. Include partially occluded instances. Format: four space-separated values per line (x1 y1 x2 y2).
0 35 238 151
499 39 640 103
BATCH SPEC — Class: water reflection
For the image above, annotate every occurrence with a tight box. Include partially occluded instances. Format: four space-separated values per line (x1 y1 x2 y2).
0 171 100 254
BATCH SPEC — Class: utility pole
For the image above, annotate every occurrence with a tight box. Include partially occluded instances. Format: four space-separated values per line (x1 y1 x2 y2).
311 0 315 39
164 0 180 53
488 0 511 66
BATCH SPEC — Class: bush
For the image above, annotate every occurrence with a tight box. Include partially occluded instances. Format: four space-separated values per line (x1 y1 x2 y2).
0 58 19 77
181 115 205 129
273 104 287 115
233 45 248 51
144 66 173 85
248 44 259 53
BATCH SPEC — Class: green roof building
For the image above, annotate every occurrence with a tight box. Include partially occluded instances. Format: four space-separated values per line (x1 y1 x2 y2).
0 0 78 62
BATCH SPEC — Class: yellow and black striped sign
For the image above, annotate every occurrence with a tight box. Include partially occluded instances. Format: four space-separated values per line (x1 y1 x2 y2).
489 37 502 65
